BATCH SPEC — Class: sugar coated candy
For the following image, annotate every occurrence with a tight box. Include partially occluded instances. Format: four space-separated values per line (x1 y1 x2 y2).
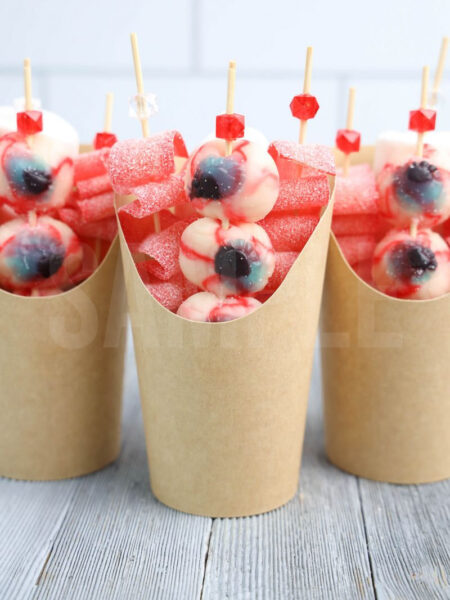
0 133 73 214
184 139 279 223
332 214 387 236
0 215 82 291
259 214 319 252
177 291 261 322
108 131 188 194
337 235 377 266
268 141 335 180
334 164 378 215
138 220 189 281
273 175 329 213
372 228 450 299
179 217 275 297
377 159 450 227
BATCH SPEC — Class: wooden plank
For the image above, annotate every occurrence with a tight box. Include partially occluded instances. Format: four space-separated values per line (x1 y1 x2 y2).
201 356 376 600
0 477 78 599
359 477 450 600
33 347 213 600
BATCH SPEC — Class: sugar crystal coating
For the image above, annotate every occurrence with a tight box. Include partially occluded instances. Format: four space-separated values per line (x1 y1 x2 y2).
259 213 319 252
138 220 189 281
108 131 188 194
268 141 336 179
334 164 378 215
273 175 329 213
337 235 377 266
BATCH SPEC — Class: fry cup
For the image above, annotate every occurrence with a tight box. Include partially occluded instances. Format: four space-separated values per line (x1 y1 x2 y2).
117 182 334 517
321 147 450 484
0 236 127 481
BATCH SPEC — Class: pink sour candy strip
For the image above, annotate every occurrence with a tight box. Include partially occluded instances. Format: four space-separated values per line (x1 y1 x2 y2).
273 175 329 213
268 141 336 179
265 251 298 291
76 174 112 200
137 220 188 281
353 259 373 285
119 208 178 248
108 131 188 194
337 234 377 265
130 173 188 215
77 192 115 223
332 214 388 237
259 214 320 252
139 270 198 312
59 208 117 241
333 164 379 215
73 148 110 181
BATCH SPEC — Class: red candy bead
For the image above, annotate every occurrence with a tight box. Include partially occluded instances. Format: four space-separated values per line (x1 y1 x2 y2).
408 108 437 133
216 113 245 140
94 131 118 150
336 129 361 154
290 94 319 120
16 110 43 136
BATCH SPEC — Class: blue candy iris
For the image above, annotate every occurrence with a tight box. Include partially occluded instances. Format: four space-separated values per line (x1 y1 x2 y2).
6 155 52 197
6 233 65 281
393 161 444 215
191 156 244 200
388 241 437 283
214 239 266 292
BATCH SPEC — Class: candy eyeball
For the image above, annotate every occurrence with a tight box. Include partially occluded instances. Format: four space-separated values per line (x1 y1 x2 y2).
377 159 450 227
185 139 279 223
0 134 74 214
372 228 450 299
177 291 261 322
0 216 83 291
179 217 275 297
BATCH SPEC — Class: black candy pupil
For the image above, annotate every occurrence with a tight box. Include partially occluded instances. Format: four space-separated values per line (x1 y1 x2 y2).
215 245 250 279
23 167 52 195
406 160 437 183
36 249 64 278
406 246 437 273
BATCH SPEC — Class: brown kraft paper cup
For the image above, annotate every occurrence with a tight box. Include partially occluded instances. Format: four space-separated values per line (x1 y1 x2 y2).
321 147 450 484
0 238 127 481
117 183 335 518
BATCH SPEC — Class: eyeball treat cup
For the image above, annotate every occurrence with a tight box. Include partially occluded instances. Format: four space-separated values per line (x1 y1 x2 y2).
321 147 450 484
116 179 335 518
0 148 127 481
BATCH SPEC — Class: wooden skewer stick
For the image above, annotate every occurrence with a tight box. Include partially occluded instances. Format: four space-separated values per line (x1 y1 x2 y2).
130 33 150 139
104 92 114 133
299 46 313 144
415 66 429 157
410 217 419 239
129 32 160 233
24 58 33 111
225 60 236 156
343 87 356 177
431 36 449 106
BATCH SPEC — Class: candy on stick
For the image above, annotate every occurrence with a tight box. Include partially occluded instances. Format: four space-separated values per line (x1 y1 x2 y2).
371 228 450 299
185 62 279 225
0 59 74 216
290 46 319 144
0 215 82 291
377 67 450 228
130 32 161 233
177 292 261 322
179 217 275 297
335 87 361 177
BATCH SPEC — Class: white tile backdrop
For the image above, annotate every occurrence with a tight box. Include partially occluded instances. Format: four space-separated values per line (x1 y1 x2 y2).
1 0 449 149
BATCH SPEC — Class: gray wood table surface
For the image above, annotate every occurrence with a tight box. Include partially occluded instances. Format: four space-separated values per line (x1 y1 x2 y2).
1 341 449 600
